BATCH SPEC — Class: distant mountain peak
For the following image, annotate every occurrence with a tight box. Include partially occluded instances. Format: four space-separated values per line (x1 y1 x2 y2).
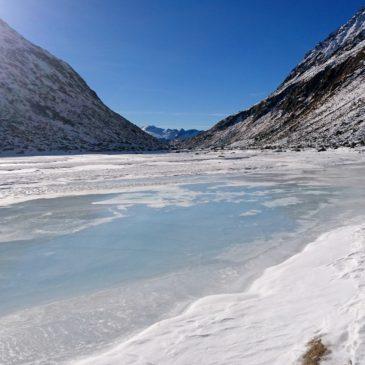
142 125 202 141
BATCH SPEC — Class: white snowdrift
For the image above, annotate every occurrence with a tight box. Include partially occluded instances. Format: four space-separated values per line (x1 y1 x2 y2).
73 224 365 365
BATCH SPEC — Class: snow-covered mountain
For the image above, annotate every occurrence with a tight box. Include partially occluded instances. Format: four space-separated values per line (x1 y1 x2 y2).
0 19 163 153
186 8 365 149
142 125 202 141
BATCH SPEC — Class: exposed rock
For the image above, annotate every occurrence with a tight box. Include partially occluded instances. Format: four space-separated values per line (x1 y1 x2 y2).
0 19 164 153
185 8 365 150
317 146 327 152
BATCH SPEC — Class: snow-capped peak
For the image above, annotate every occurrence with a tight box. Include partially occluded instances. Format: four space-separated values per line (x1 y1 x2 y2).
142 125 202 141
281 7 365 89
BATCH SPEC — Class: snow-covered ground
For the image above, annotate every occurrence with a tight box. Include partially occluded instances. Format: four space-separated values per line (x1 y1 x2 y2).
1 149 365 365
74 224 365 365
0 148 363 207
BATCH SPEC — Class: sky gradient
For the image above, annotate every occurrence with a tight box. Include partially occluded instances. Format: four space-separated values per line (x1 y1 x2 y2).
0 0 363 130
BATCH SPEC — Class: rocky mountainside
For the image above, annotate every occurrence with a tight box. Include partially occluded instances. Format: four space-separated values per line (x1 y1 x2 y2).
186 8 365 150
0 19 163 153
142 125 202 141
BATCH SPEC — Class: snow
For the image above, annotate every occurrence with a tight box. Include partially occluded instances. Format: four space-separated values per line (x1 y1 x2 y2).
0 19 161 153
1 149 364 365
279 8 365 90
188 8 365 150
239 209 261 217
72 223 365 365
142 125 202 141
262 196 301 207
0 148 363 207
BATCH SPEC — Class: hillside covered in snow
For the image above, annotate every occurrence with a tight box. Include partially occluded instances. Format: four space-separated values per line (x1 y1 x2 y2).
185 8 365 150
0 19 163 153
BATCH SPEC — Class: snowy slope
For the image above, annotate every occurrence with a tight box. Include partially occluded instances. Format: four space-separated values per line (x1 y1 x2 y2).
142 125 202 140
0 19 164 153
186 8 365 149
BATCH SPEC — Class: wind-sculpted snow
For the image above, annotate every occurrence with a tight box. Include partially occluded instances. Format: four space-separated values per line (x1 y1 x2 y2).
0 19 163 153
73 224 365 365
186 8 365 149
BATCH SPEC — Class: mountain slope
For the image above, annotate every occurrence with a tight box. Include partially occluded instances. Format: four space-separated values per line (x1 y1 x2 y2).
142 125 202 141
186 8 365 149
0 19 163 153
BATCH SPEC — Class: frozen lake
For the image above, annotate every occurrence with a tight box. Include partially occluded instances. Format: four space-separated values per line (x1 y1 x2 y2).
0 151 365 364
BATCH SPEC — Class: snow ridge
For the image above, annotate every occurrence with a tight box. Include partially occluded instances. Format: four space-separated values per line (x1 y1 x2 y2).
281 7 365 89
186 8 365 150
0 19 163 153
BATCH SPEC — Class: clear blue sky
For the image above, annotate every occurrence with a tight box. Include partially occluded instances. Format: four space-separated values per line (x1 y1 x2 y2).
0 0 363 130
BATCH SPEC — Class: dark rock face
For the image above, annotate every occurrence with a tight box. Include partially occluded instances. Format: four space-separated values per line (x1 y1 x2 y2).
186 8 365 149
0 19 164 153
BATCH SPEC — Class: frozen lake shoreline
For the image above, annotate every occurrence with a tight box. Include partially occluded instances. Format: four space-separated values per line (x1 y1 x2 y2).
1 149 365 364
0 148 364 207
73 224 365 365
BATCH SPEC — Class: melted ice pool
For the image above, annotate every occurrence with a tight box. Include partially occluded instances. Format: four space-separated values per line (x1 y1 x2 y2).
1 170 365 364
